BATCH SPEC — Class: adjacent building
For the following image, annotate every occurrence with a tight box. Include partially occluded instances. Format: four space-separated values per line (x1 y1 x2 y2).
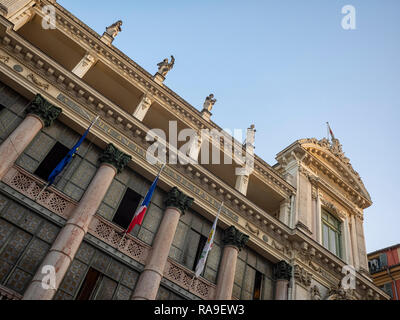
368 244 400 300
0 0 389 300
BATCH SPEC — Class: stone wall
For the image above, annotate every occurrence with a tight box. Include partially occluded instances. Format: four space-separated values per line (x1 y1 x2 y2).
54 241 141 300
234 246 274 300
0 193 60 295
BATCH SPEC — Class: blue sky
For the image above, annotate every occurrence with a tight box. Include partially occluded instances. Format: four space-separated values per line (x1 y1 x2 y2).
58 0 400 252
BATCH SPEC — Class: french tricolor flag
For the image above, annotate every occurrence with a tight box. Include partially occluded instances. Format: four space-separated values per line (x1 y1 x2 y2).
126 164 165 234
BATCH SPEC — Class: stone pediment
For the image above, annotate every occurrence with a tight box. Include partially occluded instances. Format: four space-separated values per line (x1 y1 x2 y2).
299 138 372 205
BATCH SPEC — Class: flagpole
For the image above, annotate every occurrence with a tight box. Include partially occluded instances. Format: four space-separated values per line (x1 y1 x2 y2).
116 162 165 252
35 182 50 201
36 115 100 202
117 231 127 249
193 201 224 280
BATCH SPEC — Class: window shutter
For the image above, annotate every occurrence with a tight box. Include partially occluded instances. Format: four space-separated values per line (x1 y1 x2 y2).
379 253 388 269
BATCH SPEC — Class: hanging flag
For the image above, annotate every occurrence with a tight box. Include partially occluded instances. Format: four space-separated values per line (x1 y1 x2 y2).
326 122 335 140
47 116 99 186
194 202 223 278
126 164 165 234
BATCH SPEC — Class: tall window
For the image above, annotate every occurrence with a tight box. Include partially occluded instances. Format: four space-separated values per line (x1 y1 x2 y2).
253 270 263 300
321 209 342 257
112 188 142 230
34 142 70 181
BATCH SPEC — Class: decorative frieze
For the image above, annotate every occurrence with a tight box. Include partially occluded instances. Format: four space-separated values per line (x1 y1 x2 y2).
26 94 62 127
294 264 312 287
222 226 249 251
273 260 292 281
98 143 131 173
165 187 194 215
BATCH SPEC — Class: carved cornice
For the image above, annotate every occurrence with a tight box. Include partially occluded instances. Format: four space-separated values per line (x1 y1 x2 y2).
30 0 295 198
165 187 194 215
273 260 292 281
222 226 249 251
99 143 131 173
26 93 61 127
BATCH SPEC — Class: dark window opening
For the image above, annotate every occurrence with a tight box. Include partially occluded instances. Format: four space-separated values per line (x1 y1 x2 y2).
34 142 70 181
112 188 142 230
192 234 208 271
0 103 4 112
253 271 263 300
76 267 101 300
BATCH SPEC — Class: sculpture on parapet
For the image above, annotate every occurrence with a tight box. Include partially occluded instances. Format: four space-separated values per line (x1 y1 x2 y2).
203 94 217 112
105 20 123 39
157 55 175 77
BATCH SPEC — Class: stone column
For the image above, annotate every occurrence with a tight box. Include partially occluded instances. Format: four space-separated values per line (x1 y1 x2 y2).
132 94 153 121
343 217 354 266
316 192 322 243
350 214 360 270
72 52 97 78
132 187 194 300
0 94 61 180
23 144 131 300
274 260 292 300
215 226 249 300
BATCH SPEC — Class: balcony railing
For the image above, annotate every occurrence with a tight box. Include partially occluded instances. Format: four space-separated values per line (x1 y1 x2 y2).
2 165 77 219
2 165 217 300
89 215 217 300
0 285 22 300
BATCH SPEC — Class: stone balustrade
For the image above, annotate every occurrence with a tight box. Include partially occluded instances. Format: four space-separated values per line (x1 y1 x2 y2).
2 165 77 219
0 284 22 300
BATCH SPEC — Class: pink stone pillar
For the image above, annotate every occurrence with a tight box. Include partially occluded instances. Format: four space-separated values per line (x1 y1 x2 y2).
132 187 193 300
273 260 292 300
0 94 61 180
23 144 131 300
215 226 249 300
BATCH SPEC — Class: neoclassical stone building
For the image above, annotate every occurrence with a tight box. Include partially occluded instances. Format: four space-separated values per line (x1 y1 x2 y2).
0 0 388 300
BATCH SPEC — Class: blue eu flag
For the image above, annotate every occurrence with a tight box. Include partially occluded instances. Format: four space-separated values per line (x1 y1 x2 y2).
47 116 99 186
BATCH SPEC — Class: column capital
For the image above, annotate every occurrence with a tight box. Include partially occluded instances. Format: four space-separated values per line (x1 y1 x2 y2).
26 94 62 127
165 187 194 215
273 260 292 281
222 226 249 251
99 143 131 173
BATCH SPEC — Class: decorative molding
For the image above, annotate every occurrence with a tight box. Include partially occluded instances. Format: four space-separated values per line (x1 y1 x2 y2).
294 264 312 287
245 222 259 236
165 187 194 215
310 285 321 300
222 226 249 251
26 94 62 127
27 73 49 90
0 54 9 63
99 143 132 174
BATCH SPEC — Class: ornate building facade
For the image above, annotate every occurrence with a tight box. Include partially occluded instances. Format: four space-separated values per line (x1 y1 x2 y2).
0 0 388 300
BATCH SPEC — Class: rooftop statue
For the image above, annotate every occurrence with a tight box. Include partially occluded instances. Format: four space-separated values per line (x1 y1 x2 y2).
157 55 175 77
203 94 217 112
105 20 123 38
